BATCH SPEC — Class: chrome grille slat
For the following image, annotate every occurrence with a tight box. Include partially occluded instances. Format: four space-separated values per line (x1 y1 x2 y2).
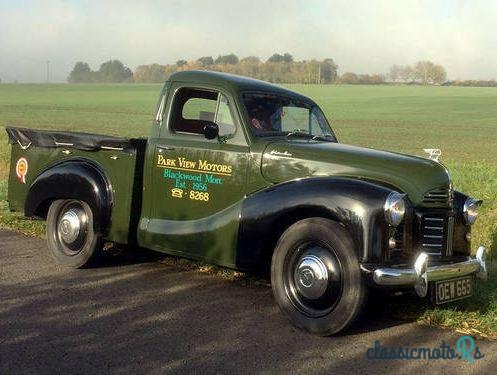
420 214 446 255
423 187 451 206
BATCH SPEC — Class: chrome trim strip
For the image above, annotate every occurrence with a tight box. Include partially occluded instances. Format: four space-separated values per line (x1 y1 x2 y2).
269 150 293 157
54 141 74 146
101 146 124 151
17 140 32 150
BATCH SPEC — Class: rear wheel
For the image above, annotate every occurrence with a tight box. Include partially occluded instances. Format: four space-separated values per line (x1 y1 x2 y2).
271 218 366 335
46 199 103 268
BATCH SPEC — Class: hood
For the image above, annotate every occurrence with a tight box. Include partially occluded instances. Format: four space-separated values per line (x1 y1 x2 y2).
261 140 450 207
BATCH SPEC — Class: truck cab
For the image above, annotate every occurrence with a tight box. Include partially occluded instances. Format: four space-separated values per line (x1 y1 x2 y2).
6 71 487 335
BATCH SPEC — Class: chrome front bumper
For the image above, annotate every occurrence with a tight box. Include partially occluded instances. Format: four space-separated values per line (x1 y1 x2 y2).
373 246 487 297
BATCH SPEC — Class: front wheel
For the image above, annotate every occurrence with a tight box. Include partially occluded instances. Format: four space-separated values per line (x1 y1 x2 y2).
271 218 366 335
46 199 103 268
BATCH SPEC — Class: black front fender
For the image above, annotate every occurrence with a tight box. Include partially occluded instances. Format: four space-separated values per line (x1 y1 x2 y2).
25 160 112 235
236 177 396 271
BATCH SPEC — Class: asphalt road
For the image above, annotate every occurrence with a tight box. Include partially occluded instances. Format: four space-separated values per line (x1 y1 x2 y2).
1 229 495 374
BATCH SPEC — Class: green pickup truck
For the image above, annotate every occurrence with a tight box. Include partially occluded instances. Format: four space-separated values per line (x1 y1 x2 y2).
6 71 487 335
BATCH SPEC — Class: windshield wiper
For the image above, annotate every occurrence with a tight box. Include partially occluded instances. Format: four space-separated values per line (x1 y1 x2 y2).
285 131 313 139
285 132 334 142
311 134 335 142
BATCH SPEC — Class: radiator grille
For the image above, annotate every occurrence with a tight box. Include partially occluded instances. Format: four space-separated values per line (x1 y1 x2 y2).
423 187 451 206
421 214 445 255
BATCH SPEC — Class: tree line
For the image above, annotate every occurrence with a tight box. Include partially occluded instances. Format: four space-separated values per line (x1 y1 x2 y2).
66 54 495 86
69 53 337 84
68 60 133 83
336 61 448 85
444 79 497 87
388 61 447 84
136 53 339 84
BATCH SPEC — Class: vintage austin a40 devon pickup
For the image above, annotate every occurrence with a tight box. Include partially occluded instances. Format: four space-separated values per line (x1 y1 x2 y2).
6 71 487 335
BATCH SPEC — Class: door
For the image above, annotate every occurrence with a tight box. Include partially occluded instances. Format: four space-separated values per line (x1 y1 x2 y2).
143 86 249 267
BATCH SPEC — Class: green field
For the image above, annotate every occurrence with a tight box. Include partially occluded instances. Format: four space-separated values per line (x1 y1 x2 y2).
1 83 496 337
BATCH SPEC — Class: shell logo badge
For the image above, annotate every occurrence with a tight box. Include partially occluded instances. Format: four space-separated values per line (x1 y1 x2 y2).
15 157 28 184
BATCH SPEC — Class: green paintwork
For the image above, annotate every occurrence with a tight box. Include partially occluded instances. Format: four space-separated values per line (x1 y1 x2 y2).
8 144 140 245
137 78 252 266
261 140 450 206
7 71 453 266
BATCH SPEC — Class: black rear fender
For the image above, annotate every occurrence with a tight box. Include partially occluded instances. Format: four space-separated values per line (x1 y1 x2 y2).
25 160 112 235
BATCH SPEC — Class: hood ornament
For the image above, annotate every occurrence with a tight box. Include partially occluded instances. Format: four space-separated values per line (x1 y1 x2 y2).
423 148 442 162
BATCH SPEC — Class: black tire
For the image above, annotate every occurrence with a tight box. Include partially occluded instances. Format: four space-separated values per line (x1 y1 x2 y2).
46 199 103 268
271 218 366 336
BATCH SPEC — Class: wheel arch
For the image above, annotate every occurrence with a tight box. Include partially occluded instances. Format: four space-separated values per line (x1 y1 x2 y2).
25 159 112 235
249 205 346 274
236 176 395 272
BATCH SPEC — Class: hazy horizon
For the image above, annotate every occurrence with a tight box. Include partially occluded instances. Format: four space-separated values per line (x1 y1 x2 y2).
1 0 496 83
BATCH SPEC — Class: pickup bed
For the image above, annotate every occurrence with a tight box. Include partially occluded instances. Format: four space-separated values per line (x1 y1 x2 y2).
6 70 487 335
7 127 146 245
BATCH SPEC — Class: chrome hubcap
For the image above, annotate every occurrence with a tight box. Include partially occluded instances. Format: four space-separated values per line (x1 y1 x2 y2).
58 209 84 244
294 254 329 299
284 243 343 318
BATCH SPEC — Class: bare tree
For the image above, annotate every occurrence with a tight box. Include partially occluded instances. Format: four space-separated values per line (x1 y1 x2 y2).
413 61 446 85
399 65 414 82
389 65 401 82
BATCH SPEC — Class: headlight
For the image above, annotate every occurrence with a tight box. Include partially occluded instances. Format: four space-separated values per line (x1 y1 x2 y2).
384 192 406 226
463 197 482 225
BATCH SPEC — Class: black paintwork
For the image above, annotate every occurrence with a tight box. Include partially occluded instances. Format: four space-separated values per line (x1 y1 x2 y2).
6 126 140 152
127 141 147 245
25 160 112 235
236 177 395 272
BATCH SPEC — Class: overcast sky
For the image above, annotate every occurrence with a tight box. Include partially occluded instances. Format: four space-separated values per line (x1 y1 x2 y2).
0 0 496 82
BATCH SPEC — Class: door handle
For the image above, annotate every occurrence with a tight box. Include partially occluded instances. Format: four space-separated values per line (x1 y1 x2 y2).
157 145 175 152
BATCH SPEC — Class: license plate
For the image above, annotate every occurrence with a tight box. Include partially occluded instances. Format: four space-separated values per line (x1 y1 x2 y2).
435 276 473 304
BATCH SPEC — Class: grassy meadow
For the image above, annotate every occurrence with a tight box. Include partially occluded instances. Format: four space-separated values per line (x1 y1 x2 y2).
1 83 496 337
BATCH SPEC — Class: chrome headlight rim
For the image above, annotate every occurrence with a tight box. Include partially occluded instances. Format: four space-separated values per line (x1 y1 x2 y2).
384 192 407 227
463 197 482 225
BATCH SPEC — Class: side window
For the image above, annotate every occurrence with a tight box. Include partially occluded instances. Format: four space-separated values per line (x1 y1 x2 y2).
215 95 236 136
171 88 217 134
182 97 217 122
170 87 236 137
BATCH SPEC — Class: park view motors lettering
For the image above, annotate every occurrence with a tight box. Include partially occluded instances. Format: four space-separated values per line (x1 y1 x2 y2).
157 154 233 202
157 154 232 175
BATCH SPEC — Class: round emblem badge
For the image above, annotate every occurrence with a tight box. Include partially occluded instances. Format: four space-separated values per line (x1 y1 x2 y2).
15 157 28 184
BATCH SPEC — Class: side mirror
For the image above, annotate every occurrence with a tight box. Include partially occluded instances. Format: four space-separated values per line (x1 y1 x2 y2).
203 122 219 140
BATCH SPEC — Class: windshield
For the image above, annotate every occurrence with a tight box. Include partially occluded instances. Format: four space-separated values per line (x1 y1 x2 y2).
242 92 335 140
